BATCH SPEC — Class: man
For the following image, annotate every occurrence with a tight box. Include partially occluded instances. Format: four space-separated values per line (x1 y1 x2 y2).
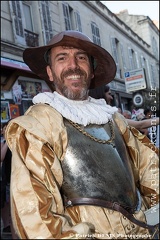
6 31 159 239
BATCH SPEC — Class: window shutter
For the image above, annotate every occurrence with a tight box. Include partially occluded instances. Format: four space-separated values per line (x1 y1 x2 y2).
91 22 101 46
62 3 72 30
111 38 120 78
9 1 25 44
40 1 53 44
74 11 82 32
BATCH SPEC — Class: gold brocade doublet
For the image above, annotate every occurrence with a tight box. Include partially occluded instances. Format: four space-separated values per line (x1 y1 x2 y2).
5 104 159 239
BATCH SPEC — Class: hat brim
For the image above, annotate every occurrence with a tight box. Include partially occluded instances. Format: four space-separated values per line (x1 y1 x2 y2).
23 35 116 89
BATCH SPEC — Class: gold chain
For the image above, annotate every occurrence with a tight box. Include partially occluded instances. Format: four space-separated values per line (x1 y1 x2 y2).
68 120 115 145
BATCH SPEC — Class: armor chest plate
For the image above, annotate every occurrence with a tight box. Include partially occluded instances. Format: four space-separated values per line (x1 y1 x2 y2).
61 119 138 210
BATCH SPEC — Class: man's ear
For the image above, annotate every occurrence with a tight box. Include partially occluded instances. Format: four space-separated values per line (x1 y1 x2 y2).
46 66 54 82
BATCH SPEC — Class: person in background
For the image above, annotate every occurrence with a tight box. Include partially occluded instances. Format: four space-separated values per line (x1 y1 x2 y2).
5 30 159 239
89 84 113 105
123 110 132 119
139 108 152 139
138 107 158 145
117 107 122 114
90 85 160 133
128 117 159 134
143 108 152 120
104 84 113 105
131 108 145 121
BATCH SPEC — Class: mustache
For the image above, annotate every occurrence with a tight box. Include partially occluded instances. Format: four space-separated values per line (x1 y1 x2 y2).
61 68 87 79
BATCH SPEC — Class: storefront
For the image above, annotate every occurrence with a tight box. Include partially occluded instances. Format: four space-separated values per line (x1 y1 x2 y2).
111 91 133 111
109 81 133 111
1 57 53 123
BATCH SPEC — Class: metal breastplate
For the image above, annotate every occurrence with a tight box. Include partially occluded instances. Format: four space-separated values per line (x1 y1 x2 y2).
61 119 138 211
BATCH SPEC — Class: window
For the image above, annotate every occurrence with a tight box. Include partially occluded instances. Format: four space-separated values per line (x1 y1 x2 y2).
135 52 140 69
128 48 138 70
40 1 53 44
9 1 25 44
111 38 119 68
62 3 82 31
74 11 82 32
23 3 33 32
111 38 133 80
152 37 158 59
146 59 151 87
120 43 127 78
111 38 120 78
140 55 151 88
150 64 156 89
9 1 38 46
62 2 72 30
91 22 101 46
140 55 146 69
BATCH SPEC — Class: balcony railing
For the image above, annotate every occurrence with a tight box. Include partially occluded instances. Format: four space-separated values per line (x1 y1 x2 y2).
24 29 39 47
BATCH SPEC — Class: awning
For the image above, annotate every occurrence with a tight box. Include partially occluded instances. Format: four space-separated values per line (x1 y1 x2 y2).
1 56 55 92
1 57 31 72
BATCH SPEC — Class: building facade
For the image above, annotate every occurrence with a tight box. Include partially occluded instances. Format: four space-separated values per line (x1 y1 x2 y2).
116 9 159 111
1 1 159 123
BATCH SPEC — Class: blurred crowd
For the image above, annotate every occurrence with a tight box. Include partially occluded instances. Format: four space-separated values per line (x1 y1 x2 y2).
89 84 159 148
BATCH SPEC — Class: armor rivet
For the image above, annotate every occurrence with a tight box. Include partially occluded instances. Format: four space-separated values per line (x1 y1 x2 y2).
67 200 72 205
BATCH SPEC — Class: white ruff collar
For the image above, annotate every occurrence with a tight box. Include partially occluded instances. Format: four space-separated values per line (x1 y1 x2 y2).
32 92 118 126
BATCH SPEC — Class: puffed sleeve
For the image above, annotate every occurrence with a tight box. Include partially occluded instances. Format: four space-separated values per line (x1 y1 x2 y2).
114 112 159 208
6 104 93 239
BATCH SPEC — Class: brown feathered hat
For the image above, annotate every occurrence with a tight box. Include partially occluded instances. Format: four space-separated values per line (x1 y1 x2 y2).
23 30 116 89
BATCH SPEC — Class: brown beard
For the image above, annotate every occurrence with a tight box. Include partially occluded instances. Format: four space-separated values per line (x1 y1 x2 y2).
51 67 92 100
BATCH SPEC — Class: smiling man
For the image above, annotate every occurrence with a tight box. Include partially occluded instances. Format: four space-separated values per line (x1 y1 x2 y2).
6 31 159 239
46 46 93 100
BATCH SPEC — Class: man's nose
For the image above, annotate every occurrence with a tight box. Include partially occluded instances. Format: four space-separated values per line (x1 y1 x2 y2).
68 56 78 68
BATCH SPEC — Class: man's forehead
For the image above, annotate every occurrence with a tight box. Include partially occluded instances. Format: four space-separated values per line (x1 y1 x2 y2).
51 45 87 53
62 46 81 50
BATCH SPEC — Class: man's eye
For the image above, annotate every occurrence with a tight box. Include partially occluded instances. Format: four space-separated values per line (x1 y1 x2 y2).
78 55 88 60
58 57 65 61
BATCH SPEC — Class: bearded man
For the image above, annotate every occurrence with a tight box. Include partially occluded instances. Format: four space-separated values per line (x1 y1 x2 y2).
6 31 159 239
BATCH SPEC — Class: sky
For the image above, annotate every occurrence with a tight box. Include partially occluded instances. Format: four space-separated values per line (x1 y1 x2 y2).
101 1 159 21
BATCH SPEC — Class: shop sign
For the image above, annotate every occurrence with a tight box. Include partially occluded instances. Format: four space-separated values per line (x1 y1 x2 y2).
133 93 143 106
124 68 146 92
